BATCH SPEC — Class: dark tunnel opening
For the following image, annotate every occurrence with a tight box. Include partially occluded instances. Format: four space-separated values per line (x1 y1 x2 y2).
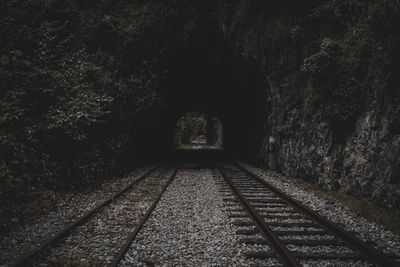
131 3 266 163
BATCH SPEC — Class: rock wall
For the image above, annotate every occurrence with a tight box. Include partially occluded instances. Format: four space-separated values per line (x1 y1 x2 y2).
217 0 400 209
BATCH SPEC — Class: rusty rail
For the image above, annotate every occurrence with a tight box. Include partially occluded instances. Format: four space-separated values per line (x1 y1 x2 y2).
218 167 301 267
110 168 178 266
11 166 158 267
235 162 399 267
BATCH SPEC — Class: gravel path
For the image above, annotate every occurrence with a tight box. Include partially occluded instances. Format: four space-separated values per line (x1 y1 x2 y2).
240 162 400 266
0 166 154 266
120 168 291 266
120 168 248 266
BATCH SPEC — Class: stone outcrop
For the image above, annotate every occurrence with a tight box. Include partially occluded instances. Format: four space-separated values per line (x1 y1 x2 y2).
216 0 400 209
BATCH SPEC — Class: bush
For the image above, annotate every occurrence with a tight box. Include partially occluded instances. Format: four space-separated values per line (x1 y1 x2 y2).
0 0 197 203
301 34 364 128
46 90 113 141
301 38 342 77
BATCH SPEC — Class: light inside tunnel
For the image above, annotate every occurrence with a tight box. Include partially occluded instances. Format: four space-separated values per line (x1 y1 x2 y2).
173 111 223 150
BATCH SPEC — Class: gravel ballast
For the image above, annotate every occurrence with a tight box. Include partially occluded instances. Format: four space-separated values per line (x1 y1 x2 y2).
120 168 288 266
2 163 399 266
0 166 154 266
120 168 249 266
240 162 400 265
35 168 174 265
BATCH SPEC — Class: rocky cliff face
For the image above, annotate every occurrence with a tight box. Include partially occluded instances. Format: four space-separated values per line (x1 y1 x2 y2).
217 0 400 209
262 91 400 210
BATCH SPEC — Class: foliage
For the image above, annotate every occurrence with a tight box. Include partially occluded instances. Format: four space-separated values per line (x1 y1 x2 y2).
46 90 113 141
301 38 363 125
0 0 197 204
301 38 342 77
221 0 400 136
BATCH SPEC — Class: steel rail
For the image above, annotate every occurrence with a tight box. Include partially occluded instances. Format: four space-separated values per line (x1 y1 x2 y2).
11 166 158 267
110 168 179 267
218 167 301 267
235 162 399 267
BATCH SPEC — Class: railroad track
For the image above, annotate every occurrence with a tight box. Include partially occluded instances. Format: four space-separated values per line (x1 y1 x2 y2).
218 163 399 267
11 167 178 267
8 163 398 266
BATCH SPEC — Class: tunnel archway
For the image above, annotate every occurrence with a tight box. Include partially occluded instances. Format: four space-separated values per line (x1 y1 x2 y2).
130 1 266 164
173 111 223 150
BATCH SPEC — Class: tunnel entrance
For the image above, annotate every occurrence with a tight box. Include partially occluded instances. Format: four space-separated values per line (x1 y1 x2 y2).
131 1 266 164
173 111 223 151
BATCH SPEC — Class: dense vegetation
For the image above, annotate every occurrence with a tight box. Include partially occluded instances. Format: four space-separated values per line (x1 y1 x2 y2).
219 0 400 136
0 0 198 202
221 0 399 118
